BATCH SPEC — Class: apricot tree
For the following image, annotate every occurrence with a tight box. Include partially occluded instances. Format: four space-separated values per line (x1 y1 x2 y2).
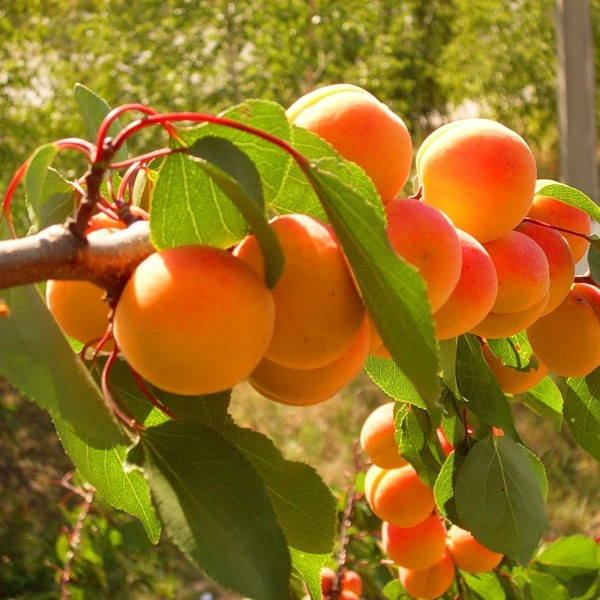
1 84 600 599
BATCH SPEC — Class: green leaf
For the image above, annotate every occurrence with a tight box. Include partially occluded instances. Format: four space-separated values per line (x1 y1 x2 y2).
520 377 563 430
439 337 460 398
73 83 127 161
463 571 506 600
24 144 59 229
290 548 328 600
38 168 76 229
564 370 600 461
364 356 426 410
536 536 600 570
522 571 570 600
456 335 519 439
305 166 440 417
487 333 537 371
433 450 466 525
187 136 284 288
535 182 600 224
455 436 548 564
141 419 291 599
587 242 600 286
382 579 411 599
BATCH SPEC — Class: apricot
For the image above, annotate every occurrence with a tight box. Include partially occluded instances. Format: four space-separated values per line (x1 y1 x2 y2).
86 205 149 232
515 221 575 315
286 83 413 203
382 514 447 571
113 245 275 395
364 464 435 528
433 229 498 339
573 282 600 319
234 214 365 369
247 317 369 406
320 567 336 593
528 180 592 263
341 570 363 596
399 550 455 600
447 525 503 573
527 284 600 378
366 314 392 359
360 402 407 469
417 118 537 243
481 345 548 395
385 198 462 311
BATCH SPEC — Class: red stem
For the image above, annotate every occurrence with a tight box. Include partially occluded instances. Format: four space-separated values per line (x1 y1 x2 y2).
2 157 30 237
108 147 182 170
522 216 592 241
116 161 142 203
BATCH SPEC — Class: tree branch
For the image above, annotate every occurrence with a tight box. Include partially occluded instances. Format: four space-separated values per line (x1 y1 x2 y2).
0 220 153 300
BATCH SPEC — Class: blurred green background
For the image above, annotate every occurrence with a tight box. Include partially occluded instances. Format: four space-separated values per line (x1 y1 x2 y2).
1 1 599 598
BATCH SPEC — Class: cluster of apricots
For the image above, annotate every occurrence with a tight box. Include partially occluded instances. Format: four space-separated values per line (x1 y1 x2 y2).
360 403 504 599
301 566 363 600
46 82 599 405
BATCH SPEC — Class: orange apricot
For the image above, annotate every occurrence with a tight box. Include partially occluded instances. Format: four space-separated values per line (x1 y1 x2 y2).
385 198 462 311
366 314 392 359
399 550 455 600
341 570 363 596
527 285 600 378
247 318 370 406
528 180 592 262
364 464 435 528
286 83 413 203
481 345 548 395
433 229 498 339
515 221 575 315
574 282 600 319
382 514 448 571
360 402 408 469
234 214 366 369
86 205 149 232
418 118 537 243
447 525 503 573
320 567 336 593
113 245 275 395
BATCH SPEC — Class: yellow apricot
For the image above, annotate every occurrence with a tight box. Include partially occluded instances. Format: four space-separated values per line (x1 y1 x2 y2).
433 229 498 339
481 345 548 395
382 514 448 571
360 402 408 469
234 214 366 369
113 245 275 395
527 285 600 378
385 198 462 311
447 525 503 573
418 118 537 243
364 464 435 528
515 221 575 315
286 84 413 203
529 180 592 263
247 318 370 406
399 550 455 600
483 230 549 314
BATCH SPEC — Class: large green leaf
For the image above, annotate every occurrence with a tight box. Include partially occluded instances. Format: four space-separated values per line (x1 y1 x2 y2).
515 571 569 600
433 450 466 526
463 572 506 600
520 377 563 430
564 370 600 461
536 536 600 570
141 419 291 599
455 436 547 564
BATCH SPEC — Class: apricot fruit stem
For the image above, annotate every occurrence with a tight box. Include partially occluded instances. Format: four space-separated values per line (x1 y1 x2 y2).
522 216 593 242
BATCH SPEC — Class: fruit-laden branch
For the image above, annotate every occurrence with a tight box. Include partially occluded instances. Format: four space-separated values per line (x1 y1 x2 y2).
0 220 153 299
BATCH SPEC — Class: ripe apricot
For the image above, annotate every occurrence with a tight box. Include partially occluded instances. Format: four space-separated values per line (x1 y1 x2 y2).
286 83 413 203
574 282 600 319
113 245 275 395
341 570 363 596
527 285 600 378
382 514 448 571
447 525 503 573
528 180 592 262
385 198 462 311
433 229 498 339
234 214 365 369
247 318 369 406
365 464 435 528
320 567 336 593
418 118 537 243
481 345 548 395
399 549 455 600
515 221 575 315
360 402 407 469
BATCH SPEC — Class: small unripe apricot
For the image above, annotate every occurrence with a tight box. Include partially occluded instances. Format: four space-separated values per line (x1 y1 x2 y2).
382 514 447 570
418 118 537 243
286 83 413 203
529 181 592 263
365 464 435 528
235 214 366 369
385 198 462 311
247 318 370 406
399 550 455 600
527 284 600 378
447 525 503 573
433 229 498 339
113 245 275 395
481 345 548 395
360 402 407 469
